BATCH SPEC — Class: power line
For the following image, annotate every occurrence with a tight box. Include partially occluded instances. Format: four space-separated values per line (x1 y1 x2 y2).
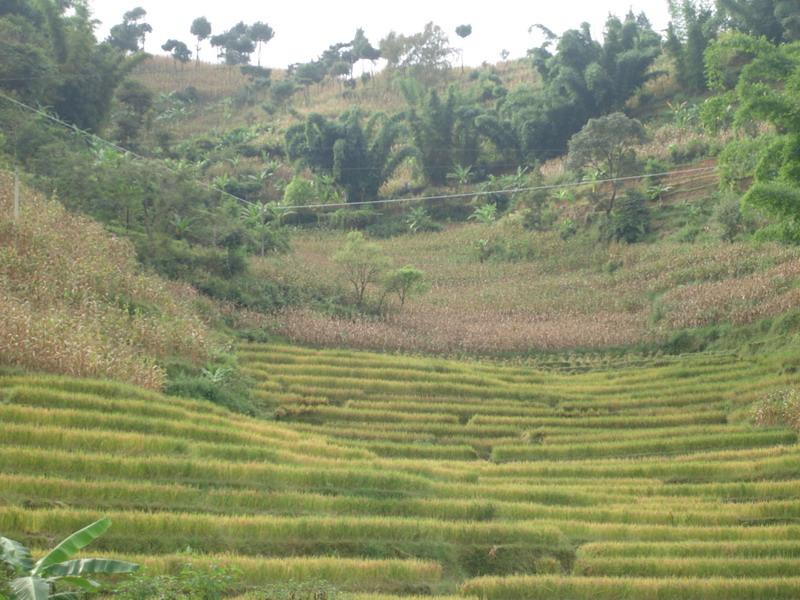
0 92 719 216
0 91 258 207
282 166 718 211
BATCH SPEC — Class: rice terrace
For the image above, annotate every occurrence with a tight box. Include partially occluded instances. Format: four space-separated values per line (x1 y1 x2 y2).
3 1 800 599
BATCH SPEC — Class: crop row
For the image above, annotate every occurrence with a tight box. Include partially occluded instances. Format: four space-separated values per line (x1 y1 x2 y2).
460 575 800 599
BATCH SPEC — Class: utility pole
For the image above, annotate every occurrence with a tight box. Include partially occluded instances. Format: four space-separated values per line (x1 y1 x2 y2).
13 166 20 223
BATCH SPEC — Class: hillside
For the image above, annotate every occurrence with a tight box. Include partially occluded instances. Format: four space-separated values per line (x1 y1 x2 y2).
258 224 800 355
4 3 800 599
2 344 800 598
0 171 219 389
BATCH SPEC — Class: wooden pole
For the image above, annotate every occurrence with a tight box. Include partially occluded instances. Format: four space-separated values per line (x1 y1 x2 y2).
13 166 20 223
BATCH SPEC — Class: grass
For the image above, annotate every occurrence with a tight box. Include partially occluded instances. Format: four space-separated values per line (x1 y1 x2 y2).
1 341 799 596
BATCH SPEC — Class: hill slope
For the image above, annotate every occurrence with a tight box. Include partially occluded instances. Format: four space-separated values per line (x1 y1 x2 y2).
2 344 800 598
0 171 218 389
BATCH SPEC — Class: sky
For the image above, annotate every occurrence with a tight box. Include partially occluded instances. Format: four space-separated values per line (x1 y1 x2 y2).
88 1 672 69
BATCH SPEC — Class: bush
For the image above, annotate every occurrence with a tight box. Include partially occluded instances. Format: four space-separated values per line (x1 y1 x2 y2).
115 563 240 600
325 208 380 230
606 190 650 243
668 138 711 163
714 195 743 242
718 135 777 191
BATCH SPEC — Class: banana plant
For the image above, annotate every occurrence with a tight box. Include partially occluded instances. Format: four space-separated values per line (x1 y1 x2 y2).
1 519 138 600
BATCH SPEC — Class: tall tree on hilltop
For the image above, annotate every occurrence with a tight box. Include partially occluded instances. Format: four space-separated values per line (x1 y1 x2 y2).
162 39 191 69
210 22 255 65
190 16 211 64
455 24 472 71
108 7 152 54
249 21 274 66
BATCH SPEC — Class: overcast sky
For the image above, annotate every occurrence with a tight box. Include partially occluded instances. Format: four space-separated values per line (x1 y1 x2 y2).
88 1 672 69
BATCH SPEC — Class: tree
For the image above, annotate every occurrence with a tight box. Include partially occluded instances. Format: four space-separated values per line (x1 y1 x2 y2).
566 112 646 215
1 518 138 600
108 7 151 53
707 33 800 238
333 231 392 307
379 22 455 77
717 0 800 42
352 28 381 68
666 1 719 93
249 21 274 66
383 266 427 310
0 2 144 132
408 88 483 185
455 24 472 71
239 201 291 255
161 39 192 68
286 109 416 203
190 16 212 64
210 22 255 65
487 12 661 165
113 80 153 148
610 189 650 242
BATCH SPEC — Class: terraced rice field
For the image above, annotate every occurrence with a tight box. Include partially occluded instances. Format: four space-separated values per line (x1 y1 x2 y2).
2 343 800 598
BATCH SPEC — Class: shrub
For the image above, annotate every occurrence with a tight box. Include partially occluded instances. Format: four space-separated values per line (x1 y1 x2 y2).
609 190 650 243
714 196 743 242
115 563 240 600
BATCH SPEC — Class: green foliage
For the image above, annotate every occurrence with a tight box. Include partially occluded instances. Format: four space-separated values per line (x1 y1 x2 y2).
609 190 651 243
405 206 440 233
283 177 317 207
1 519 138 600
708 34 800 240
190 16 212 63
469 203 498 225
714 195 744 241
333 232 392 307
409 88 480 186
513 12 660 161
567 113 647 214
455 24 473 39
114 563 239 600
745 181 800 231
0 2 144 132
286 110 414 203
210 22 255 66
113 80 154 149
161 39 192 65
717 134 777 190
665 1 719 93
383 266 427 308
108 7 152 54
717 0 800 43
379 22 454 74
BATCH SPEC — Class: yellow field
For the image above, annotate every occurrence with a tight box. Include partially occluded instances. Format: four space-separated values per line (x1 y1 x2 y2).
1 343 799 597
